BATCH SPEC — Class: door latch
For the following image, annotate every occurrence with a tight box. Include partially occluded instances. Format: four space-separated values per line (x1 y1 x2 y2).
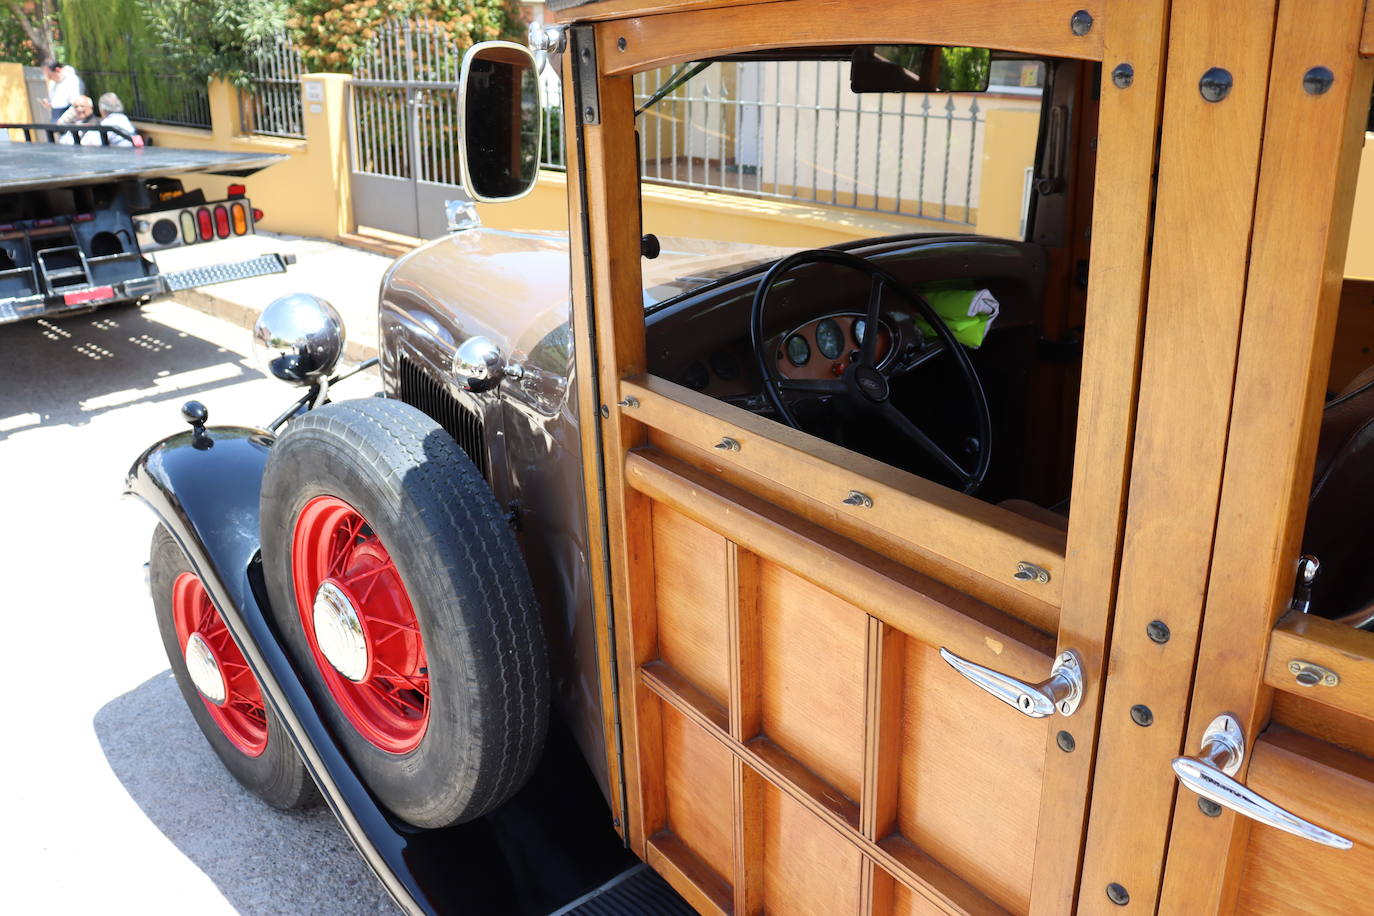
939 647 1084 718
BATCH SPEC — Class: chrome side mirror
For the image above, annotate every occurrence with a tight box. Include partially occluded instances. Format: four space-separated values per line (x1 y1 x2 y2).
454 336 522 393
252 293 345 386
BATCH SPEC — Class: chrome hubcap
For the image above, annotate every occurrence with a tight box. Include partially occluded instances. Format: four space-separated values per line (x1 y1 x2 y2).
185 632 227 705
313 580 368 682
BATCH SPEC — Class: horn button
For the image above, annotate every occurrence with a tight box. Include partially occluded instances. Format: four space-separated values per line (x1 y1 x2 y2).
848 362 890 403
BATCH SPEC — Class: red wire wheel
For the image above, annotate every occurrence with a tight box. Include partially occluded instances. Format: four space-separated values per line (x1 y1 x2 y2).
170 572 269 757
290 495 429 754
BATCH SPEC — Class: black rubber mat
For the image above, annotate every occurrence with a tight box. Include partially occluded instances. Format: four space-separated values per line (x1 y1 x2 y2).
553 864 697 915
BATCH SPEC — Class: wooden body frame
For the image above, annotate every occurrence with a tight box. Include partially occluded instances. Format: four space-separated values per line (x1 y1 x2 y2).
555 0 1374 913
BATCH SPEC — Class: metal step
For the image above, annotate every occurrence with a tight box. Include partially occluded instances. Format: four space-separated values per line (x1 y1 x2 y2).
161 253 293 291
549 864 696 916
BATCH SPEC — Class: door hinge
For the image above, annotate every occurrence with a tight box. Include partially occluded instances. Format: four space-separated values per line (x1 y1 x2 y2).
572 26 600 125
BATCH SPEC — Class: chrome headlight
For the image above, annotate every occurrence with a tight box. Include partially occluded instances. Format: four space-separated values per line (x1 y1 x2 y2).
252 293 345 386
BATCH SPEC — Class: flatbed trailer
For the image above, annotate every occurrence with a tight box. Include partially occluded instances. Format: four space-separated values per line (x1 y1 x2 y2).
0 134 294 324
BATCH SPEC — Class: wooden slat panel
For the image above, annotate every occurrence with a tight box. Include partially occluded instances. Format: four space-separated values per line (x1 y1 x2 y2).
662 703 736 888
759 560 868 802
1272 690 1374 760
1025 1 1171 912
598 0 1104 74
1078 0 1280 908
651 503 731 706
731 547 763 742
641 660 730 733
1364 1 1374 57
863 619 905 843
1264 614 1374 724
621 375 1066 618
1233 729 1374 915
624 450 1056 679
762 779 865 916
897 641 1045 916
877 837 1009 916
1157 1 1374 909
734 759 765 916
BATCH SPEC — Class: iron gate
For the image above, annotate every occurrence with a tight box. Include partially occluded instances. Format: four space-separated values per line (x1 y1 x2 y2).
349 19 470 240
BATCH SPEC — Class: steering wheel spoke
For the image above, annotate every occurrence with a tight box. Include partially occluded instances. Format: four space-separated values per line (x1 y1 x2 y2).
776 378 847 396
878 401 975 490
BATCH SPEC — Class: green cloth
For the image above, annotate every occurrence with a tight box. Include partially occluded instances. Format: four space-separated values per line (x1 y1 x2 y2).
913 286 1001 348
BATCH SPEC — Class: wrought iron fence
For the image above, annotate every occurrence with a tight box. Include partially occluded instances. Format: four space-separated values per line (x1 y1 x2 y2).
543 60 993 224
73 35 211 130
241 30 305 139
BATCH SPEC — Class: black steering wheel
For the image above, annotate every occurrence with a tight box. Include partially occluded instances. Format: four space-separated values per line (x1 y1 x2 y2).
749 248 993 494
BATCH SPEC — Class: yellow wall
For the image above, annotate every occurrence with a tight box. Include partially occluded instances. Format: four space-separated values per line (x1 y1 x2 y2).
1345 134 1374 280
134 75 352 240
973 108 1040 238
1 62 31 141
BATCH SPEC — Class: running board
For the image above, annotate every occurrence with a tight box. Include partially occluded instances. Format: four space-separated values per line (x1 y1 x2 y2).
549 864 696 916
161 252 295 291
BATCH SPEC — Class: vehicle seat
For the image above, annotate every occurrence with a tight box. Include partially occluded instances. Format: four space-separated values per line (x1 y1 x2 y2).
1303 366 1374 618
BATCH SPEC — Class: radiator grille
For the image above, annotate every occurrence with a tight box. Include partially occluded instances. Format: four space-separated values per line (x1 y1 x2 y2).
397 355 488 479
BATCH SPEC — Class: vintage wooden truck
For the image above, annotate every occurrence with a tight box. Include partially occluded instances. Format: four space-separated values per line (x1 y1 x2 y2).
125 0 1374 912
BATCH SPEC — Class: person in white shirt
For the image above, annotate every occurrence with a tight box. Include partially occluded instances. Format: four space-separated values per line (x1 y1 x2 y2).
87 93 139 147
41 60 82 122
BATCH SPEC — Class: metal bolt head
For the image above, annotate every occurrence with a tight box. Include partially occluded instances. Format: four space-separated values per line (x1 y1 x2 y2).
617 36 627 52
1199 67 1233 103
599 403 609 418
583 106 595 123
1111 63 1134 89
1106 883 1130 906
1070 10 1094 36
1302 66 1334 95
1199 797 1223 818
1056 730 1076 753
1130 704 1154 727
1146 619 1171 644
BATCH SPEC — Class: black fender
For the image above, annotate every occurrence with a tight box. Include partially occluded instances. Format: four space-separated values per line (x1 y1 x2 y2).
124 425 457 915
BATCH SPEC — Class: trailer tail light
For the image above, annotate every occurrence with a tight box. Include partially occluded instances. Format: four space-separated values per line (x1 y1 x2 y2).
213 206 230 239
227 184 246 198
253 208 264 222
74 213 94 222
180 210 197 243
197 208 213 241
230 202 248 235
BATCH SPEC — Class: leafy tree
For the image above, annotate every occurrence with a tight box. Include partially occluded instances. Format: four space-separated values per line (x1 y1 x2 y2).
138 0 288 88
287 0 526 73
2 0 61 65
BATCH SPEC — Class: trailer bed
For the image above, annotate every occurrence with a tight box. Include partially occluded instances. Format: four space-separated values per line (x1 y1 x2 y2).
1 145 285 193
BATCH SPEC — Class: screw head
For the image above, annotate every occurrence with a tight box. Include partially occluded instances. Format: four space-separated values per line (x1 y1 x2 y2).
1056 730 1076 753
617 36 627 52
1199 67 1233 103
583 106 595 122
1303 66 1334 95
1130 704 1154 727
580 46 591 63
1107 883 1131 906
1199 797 1223 817
1070 10 1094 36
599 403 609 418
1112 63 1134 89
1146 619 1171 644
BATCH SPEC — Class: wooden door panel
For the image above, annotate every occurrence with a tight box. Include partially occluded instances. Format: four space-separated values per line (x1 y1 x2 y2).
627 445 1054 914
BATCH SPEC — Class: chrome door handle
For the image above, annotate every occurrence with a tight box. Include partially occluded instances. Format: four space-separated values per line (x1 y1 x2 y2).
938 647 1083 717
1172 714 1352 850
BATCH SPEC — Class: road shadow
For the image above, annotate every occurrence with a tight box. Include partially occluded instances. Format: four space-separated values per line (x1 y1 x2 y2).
0 302 254 440
93 670 399 915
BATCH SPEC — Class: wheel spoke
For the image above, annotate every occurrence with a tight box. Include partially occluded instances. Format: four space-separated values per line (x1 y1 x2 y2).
363 613 419 634
371 656 430 698
364 678 426 714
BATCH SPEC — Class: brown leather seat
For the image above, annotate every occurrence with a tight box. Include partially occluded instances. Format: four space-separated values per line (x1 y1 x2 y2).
1303 367 1374 618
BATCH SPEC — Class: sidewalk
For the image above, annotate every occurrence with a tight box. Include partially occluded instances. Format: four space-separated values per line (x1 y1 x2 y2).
152 231 409 363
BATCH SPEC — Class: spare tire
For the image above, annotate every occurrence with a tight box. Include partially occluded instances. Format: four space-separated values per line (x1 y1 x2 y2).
260 397 549 829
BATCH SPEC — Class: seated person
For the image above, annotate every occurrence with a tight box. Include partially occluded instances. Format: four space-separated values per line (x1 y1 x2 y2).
88 93 140 147
54 95 97 144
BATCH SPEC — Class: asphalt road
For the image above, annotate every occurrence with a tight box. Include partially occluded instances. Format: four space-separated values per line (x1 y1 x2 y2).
0 300 398 914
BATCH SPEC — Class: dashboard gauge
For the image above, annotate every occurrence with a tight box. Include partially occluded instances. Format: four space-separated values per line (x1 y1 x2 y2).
815 319 844 359
681 361 709 391
710 349 740 380
853 318 867 346
785 334 811 367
